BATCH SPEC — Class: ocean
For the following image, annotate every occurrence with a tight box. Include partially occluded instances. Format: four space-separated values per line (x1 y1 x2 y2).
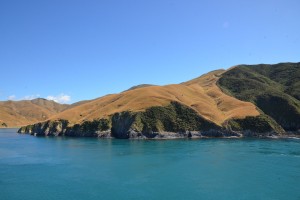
1 128 300 200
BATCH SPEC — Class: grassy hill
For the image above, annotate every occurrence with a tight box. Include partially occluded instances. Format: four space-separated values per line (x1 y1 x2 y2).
18 69 267 138
218 62 300 132
45 69 259 126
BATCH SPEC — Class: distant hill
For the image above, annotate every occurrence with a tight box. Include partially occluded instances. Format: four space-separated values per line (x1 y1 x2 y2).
0 98 70 127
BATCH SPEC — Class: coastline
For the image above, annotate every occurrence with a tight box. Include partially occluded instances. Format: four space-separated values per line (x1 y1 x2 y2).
17 128 300 139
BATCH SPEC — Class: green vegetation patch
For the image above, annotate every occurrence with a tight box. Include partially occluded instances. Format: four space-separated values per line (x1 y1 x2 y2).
109 101 221 138
218 63 300 132
66 118 111 137
226 115 281 134
139 101 220 133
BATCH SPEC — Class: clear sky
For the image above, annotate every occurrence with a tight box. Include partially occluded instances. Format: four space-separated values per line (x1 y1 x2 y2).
0 0 299 104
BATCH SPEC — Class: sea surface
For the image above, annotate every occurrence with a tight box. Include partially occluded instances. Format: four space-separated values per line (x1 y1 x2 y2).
1 129 300 200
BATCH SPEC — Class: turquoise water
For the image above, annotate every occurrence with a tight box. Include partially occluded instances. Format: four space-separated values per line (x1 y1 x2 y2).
0 129 300 200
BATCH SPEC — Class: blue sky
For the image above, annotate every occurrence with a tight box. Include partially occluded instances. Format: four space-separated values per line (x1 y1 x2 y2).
0 0 299 103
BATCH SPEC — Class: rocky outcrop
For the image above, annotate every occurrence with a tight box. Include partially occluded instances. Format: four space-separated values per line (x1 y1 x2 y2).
18 119 69 136
18 119 111 137
111 112 139 139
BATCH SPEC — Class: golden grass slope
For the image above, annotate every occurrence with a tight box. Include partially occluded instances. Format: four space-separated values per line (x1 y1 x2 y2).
0 98 69 127
50 69 259 125
182 69 259 124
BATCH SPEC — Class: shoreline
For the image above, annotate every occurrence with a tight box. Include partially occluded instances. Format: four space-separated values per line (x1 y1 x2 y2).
16 129 300 140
